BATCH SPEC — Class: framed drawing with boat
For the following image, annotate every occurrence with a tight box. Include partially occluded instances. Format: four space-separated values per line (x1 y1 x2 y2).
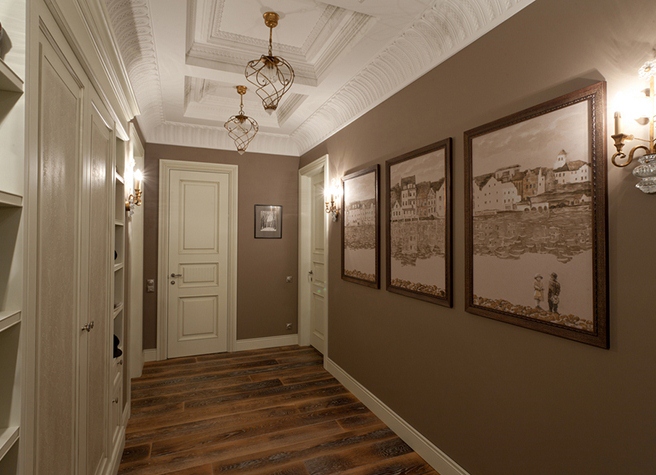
386 139 452 306
464 82 609 347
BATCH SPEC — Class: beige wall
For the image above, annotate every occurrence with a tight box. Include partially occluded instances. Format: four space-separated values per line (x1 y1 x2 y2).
142 144 300 347
300 0 656 473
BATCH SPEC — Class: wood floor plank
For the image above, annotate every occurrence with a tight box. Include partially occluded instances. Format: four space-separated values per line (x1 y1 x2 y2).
120 346 440 475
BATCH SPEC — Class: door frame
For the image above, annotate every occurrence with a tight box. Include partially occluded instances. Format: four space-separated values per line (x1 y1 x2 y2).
298 155 330 356
157 159 238 360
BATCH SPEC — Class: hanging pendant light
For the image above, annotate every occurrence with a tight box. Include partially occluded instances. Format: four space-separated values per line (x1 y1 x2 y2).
224 85 259 155
245 11 294 114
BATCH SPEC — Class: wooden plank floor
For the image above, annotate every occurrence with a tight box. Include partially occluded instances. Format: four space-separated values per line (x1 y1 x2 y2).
119 345 439 475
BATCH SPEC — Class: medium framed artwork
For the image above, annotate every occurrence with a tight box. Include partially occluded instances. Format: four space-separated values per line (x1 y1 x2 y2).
341 164 380 288
464 82 608 348
386 139 452 306
254 204 282 239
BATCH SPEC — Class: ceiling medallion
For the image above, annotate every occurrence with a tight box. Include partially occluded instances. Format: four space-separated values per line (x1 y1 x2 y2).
245 11 295 114
224 85 259 155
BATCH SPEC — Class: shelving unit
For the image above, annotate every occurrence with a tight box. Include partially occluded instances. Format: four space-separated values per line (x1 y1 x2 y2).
111 136 129 444
0 19 25 473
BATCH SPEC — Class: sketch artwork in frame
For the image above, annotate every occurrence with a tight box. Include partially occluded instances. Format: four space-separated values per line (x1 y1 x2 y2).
342 165 380 288
386 139 452 306
464 82 608 348
254 204 282 239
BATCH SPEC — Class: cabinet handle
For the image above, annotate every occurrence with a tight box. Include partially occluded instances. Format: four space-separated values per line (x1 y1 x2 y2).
81 321 95 332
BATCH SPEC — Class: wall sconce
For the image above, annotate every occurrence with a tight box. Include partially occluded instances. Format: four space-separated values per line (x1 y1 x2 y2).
611 58 656 193
325 178 342 222
126 169 143 215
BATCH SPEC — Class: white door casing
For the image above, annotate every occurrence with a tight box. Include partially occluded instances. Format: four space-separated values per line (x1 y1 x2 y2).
158 161 238 360
310 172 326 354
298 155 330 356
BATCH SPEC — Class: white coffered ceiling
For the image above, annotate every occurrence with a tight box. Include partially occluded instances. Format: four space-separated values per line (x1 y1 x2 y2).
105 0 535 156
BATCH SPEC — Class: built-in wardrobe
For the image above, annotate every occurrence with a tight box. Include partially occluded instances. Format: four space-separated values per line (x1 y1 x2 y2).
18 0 137 473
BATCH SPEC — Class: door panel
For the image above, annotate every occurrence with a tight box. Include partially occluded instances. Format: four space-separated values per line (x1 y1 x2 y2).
85 101 111 475
167 170 229 357
310 173 326 353
35 33 83 475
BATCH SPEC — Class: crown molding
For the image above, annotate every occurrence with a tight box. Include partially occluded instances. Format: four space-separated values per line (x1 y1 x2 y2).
107 0 535 156
291 0 536 155
150 121 300 157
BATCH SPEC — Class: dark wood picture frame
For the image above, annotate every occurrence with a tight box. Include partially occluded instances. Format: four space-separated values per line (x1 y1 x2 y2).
464 82 608 348
341 164 380 288
386 138 452 306
254 204 283 239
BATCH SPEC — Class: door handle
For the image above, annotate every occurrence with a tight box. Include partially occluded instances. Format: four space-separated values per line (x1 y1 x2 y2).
170 273 182 278
308 270 313 282
81 321 95 332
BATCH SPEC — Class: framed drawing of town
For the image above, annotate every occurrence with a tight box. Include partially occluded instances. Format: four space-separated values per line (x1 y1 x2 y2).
386 139 452 306
464 82 609 348
342 165 380 288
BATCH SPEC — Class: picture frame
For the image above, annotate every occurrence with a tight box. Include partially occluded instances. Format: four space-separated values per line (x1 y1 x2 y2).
341 164 380 288
386 139 452 306
254 204 282 239
464 82 608 348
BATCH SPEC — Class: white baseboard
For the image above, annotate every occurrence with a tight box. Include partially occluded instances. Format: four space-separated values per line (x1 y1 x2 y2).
233 334 299 352
142 348 158 362
324 358 470 475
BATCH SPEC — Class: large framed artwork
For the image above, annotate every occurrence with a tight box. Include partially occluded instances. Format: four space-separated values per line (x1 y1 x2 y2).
464 82 608 348
342 165 380 288
386 139 452 306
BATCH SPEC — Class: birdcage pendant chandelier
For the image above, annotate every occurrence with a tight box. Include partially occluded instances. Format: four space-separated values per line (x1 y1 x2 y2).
224 85 259 155
245 12 295 113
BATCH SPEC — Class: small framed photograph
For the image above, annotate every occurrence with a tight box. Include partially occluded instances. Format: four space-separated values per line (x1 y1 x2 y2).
342 164 380 288
386 138 452 306
464 82 608 348
254 204 282 239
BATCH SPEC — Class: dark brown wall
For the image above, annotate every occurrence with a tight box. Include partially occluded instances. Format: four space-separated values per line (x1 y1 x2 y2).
142 144 299 347
301 0 656 474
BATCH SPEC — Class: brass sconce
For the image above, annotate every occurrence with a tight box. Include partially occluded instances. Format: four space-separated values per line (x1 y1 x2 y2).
126 169 143 214
611 59 656 193
325 178 342 222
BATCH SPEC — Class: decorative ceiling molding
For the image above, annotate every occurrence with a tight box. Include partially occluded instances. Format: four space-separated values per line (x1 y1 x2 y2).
104 0 535 157
152 121 300 157
291 0 535 154
104 0 165 136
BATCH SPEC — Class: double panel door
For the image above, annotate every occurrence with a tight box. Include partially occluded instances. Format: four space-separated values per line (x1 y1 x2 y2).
31 13 114 475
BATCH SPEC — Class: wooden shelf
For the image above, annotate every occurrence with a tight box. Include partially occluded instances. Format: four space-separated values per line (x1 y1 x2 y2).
0 191 23 208
0 426 19 462
0 310 21 334
0 60 23 93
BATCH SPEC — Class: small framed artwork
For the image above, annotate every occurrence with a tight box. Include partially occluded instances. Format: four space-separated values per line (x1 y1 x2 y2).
254 204 282 239
464 82 608 348
342 164 380 288
386 139 452 306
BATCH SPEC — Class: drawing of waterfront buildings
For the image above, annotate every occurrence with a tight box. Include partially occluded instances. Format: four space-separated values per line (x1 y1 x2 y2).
390 175 445 222
473 150 590 215
345 199 376 227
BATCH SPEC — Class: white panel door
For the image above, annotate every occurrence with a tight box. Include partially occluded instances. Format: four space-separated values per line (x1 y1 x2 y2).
310 172 326 354
167 170 229 357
